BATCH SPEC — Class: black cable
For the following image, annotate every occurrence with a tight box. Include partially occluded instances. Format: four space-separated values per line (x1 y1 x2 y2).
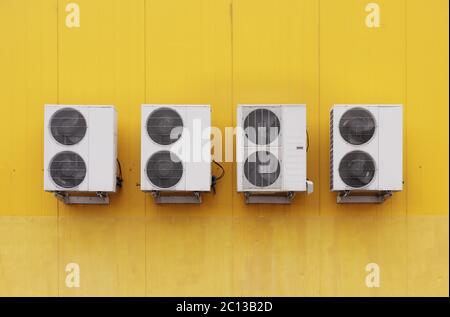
212 160 225 181
116 158 123 188
117 159 123 180
210 160 225 194
306 129 310 152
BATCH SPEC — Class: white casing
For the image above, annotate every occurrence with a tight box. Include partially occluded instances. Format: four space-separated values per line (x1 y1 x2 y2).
330 104 403 191
141 104 211 192
237 104 307 192
44 105 118 192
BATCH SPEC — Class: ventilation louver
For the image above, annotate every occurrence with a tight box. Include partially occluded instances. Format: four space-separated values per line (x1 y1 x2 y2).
330 109 334 190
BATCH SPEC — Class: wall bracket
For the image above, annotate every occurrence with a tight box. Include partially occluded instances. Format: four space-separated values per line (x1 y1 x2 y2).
244 191 296 204
306 180 314 194
54 191 110 205
151 191 202 204
336 190 393 204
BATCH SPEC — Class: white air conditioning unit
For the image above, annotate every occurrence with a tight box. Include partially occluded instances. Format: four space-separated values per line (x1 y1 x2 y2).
237 104 308 192
330 104 403 192
141 105 211 192
44 105 118 192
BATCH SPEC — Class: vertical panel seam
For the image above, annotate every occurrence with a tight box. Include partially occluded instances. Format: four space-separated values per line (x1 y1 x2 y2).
56 0 60 297
404 0 409 296
144 0 148 296
229 0 235 296
318 0 322 296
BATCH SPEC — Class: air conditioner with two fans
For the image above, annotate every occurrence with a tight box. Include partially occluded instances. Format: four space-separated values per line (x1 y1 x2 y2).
44 105 118 193
237 104 311 196
330 105 403 194
141 105 211 193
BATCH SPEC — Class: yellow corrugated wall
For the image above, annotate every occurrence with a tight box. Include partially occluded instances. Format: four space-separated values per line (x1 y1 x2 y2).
0 0 448 296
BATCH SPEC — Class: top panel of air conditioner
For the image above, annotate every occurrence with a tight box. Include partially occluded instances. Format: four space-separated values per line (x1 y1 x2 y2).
44 105 117 192
141 104 211 192
237 104 307 192
330 104 403 192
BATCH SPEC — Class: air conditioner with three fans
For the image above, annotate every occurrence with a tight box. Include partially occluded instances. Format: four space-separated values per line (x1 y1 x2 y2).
141 105 211 192
237 104 309 193
44 105 118 192
330 104 403 192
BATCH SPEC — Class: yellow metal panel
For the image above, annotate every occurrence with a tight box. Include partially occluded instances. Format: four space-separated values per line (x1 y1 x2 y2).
407 216 449 296
57 0 146 217
318 0 409 296
144 0 233 296
144 0 233 219
406 0 449 296
231 0 320 215
231 0 321 296
0 217 58 296
0 0 58 216
0 0 448 296
406 0 449 216
58 216 146 296
146 215 232 296
232 216 321 296
54 0 148 296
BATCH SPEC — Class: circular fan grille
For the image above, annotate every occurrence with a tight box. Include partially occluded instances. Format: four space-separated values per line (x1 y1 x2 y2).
147 108 183 145
339 108 376 145
50 108 87 145
146 151 183 188
338 150 376 188
243 109 280 145
244 151 280 187
49 151 86 189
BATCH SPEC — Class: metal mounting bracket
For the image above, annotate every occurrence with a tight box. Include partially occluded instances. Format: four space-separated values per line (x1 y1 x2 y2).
54 191 110 205
244 191 295 204
151 191 202 204
306 180 314 194
337 190 393 204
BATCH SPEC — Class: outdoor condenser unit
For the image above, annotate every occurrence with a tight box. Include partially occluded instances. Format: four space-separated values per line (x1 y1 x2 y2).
141 104 211 203
330 104 403 203
237 104 313 204
44 105 118 204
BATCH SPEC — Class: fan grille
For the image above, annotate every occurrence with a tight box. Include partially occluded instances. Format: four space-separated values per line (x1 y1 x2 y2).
338 150 376 188
147 108 183 145
50 108 87 145
244 151 280 187
339 108 376 145
146 151 183 188
243 109 280 145
49 151 86 188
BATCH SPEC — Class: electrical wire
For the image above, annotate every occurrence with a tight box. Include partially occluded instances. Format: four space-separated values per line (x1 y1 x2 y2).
306 129 310 152
210 160 225 194
116 158 123 188
212 160 225 181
